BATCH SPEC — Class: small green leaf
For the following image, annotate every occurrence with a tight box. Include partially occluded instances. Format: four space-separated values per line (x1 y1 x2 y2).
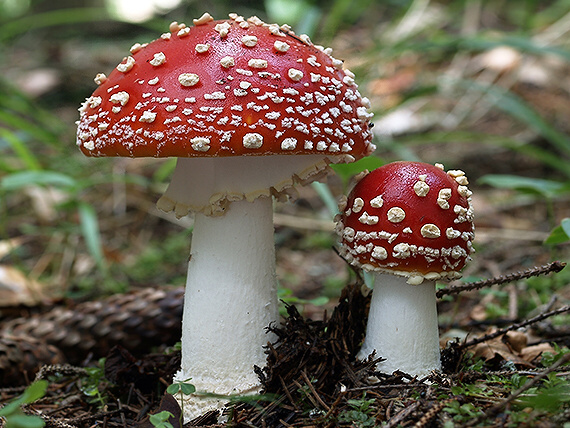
20 380 48 404
149 411 174 428
180 383 196 395
545 218 570 245
166 384 180 395
4 413 46 428
0 400 21 417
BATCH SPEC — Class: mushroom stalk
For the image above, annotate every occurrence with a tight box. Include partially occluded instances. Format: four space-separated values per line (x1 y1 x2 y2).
174 196 278 421
357 273 441 377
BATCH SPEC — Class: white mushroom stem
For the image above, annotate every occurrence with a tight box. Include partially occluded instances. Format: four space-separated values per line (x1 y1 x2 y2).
357 273 441 377
173 196 278 422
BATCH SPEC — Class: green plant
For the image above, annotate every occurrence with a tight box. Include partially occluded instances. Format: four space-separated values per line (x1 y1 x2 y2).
337 394 377 427
149 411 175 428
79 358 108 407
545 217 570 246
166 379 196 398
0 380 48 428
540 344 570 368
443 400 484 424
514 372 570 413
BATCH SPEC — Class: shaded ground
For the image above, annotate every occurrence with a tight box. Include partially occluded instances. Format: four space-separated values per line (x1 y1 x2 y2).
0 261 569 427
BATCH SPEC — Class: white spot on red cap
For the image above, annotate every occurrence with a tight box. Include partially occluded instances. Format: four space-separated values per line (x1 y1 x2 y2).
243 133 263 148
191 137 210 151
281 138 297 150
204 91 226 100
446 227 461 239
241 35 258 47
150 52 166 66
220 56 235 68
359 212 379 225
193 13 213 25
94 73 107 85
248 59 268 69
214 22 231 37
372 246 388 260
178 73 200 86
139 110 157 122
387 207 405 223
413 180 430 197
421 224 441 238
195 43 210 53
352 198 364 213
370 195 383 208
274 40 290 52
437 188 452 209
288 68 303 81
110 91 130 106
177 27 191 37
116 56 135 73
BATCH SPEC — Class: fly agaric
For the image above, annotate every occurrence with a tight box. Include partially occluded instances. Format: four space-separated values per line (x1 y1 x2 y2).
76 12 374 421
336 162 474 376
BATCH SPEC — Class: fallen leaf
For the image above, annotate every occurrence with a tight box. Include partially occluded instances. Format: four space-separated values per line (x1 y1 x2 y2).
0 265 46 306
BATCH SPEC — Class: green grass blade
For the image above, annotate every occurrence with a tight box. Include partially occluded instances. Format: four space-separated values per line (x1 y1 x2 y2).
458 81 570 159
478 174 567 198
1 170 76 191
78 202 106 271
0 8 110 42
0 128 42 170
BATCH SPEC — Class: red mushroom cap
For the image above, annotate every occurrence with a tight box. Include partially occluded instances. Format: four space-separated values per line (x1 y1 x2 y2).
76 13 374 159
336 162 475 284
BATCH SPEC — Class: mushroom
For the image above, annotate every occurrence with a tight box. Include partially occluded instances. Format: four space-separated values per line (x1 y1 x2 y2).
76 12 375 421
335 162 474 376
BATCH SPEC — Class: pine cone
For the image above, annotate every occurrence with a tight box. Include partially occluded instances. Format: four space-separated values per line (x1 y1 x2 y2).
0 334 65 385
1 287 183 365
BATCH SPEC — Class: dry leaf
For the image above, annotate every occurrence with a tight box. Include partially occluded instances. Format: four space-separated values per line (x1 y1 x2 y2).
0 265 45 306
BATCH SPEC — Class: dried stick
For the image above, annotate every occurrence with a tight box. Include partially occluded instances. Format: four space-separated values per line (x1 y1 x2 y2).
460 304 570 350
436 261 566 298
300 370 330 411
413 398 456 428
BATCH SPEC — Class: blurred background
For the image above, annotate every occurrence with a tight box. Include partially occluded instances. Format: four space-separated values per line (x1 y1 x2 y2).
0 0 569 325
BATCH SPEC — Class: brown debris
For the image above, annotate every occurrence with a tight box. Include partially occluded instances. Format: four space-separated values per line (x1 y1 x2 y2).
0 334 65 385
0 286 183 377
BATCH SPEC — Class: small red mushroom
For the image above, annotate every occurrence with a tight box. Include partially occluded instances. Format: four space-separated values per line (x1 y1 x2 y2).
77 12 374 421
336 161 474 376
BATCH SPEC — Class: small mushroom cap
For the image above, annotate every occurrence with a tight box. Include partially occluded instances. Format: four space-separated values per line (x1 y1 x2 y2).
76 14 374 159
336 161 475 284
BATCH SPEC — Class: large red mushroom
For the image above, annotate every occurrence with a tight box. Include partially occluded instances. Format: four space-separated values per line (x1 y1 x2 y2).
336 162 474 376
77 12 374 421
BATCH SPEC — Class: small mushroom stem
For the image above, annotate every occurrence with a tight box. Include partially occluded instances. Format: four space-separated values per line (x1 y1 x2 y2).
174 196 278 421
357 273 441 377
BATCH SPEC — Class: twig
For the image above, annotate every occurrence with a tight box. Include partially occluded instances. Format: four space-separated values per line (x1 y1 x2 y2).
464 353 570 426
347 382 430 393
278 375 299 411
384 401 420 428
414 398 456 428
300 370 330 412
34 364 88 382
437 261 566 298
460 304 570 350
